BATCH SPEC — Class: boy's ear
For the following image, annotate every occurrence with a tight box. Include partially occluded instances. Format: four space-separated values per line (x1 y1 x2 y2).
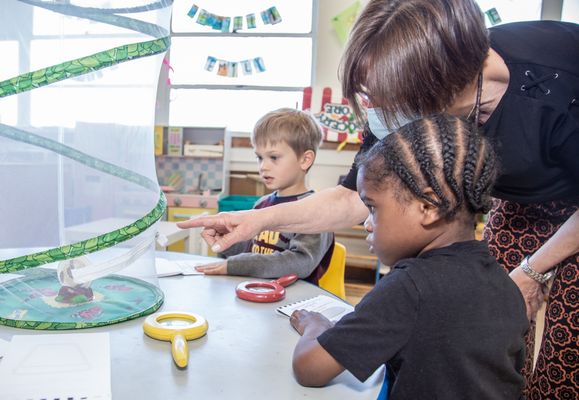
300 150 316 171
417 188 444 226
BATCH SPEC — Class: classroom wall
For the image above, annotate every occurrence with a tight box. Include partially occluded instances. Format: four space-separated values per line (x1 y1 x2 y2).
310 0 368 112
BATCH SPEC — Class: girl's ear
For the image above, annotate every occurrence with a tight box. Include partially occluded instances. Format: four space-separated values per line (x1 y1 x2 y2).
418 188 443 226
300 150 316 171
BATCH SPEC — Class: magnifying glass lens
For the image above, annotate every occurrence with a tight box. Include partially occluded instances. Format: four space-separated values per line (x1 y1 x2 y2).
247 287 274 293
157 317 195 327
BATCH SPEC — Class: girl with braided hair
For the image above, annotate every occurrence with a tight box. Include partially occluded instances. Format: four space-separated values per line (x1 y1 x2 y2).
289 114 528 400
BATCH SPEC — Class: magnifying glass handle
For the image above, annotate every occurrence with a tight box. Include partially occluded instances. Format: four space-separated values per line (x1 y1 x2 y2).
171 334 189 368
275 274 298 287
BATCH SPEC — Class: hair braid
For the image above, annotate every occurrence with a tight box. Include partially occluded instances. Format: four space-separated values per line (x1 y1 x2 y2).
462 128 481 213
406 122 446 210
384 141 428 203
472 143 497 213
435 114 463 214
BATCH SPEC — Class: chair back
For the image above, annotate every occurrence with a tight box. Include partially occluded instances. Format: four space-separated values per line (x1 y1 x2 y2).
319 242 347 300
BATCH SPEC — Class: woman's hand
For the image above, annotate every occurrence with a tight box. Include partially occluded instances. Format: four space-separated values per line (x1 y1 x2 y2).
510 267 547 322
177 210 264 253
195 261 228 275
290 310 334 336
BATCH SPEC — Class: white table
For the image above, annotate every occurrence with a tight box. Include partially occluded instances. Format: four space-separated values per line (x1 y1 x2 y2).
0 252 383 399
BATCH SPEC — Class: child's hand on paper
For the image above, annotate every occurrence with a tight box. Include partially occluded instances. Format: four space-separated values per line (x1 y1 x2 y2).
290 310 333 336
195 261 228 275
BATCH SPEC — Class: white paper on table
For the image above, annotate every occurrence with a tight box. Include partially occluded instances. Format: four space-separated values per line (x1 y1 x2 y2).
155 257 218 277
0 332 111 400
276 294 355 322
0 337 9 359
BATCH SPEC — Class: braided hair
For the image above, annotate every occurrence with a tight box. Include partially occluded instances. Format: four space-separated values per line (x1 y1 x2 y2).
359 114 497 218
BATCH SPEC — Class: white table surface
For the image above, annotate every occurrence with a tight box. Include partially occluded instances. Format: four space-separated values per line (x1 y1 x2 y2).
0 252 383 400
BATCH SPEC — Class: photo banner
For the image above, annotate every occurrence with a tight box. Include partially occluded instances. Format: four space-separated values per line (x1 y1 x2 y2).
187 3 282 33
204 56 265 77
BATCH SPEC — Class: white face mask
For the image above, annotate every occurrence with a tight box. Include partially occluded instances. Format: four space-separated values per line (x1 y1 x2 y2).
367 108 416 139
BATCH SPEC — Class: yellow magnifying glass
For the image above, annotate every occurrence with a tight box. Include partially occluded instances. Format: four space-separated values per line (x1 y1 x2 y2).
143 311 208 368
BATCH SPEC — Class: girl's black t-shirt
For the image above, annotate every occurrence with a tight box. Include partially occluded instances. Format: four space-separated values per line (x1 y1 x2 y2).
318 240 528 400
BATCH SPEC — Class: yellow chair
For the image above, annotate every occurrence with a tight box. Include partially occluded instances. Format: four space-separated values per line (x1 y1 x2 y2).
319 242 347 300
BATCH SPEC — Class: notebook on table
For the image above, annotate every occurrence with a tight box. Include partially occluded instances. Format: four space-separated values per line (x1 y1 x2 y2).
276 294 354 323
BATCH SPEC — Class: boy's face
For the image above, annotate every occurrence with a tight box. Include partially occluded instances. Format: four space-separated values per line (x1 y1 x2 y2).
357 167 429 266
254 140 308 196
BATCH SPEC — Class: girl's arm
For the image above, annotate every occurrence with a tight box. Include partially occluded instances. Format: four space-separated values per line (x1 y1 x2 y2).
290 310 344 386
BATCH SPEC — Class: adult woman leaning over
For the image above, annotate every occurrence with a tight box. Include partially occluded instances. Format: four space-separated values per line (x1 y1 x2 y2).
180 1 579 398
339 2 579 397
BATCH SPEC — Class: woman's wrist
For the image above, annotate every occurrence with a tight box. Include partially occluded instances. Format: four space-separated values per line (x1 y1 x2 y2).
520 256 554 284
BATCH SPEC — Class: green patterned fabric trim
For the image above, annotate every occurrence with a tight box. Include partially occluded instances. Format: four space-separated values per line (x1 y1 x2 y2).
0 37 170 98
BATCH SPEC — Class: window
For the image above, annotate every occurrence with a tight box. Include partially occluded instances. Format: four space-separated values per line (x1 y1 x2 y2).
3 4 168 128
0 41 18 125
475 0 543 26
165 0 316 131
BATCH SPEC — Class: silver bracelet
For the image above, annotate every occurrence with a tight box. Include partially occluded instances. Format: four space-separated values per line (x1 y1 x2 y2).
520 256 553 284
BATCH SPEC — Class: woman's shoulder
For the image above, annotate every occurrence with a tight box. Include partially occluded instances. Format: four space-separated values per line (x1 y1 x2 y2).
490 21 579 71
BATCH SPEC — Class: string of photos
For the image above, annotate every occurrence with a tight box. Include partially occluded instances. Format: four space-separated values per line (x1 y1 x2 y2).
187 4 282 33
205 56 266 77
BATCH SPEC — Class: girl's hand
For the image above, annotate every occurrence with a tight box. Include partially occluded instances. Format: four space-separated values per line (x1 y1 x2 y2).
510 267 547 322
290 310 334 336
195 261 228 275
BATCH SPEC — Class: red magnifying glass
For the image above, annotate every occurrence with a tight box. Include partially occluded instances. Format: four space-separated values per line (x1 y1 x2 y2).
236 274 299 303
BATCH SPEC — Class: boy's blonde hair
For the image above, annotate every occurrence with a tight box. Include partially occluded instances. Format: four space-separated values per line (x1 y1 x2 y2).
251 108 323 157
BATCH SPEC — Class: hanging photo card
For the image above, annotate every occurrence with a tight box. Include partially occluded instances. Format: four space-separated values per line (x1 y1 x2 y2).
233 16 243 32
485 8 502 25
197 8 209 25
221 17 231 33
241 60 253 75
187 4 198 18
246 13 257 29
268 6 282 24
253 57 266 73
217 61 228 76
204 56 217 72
